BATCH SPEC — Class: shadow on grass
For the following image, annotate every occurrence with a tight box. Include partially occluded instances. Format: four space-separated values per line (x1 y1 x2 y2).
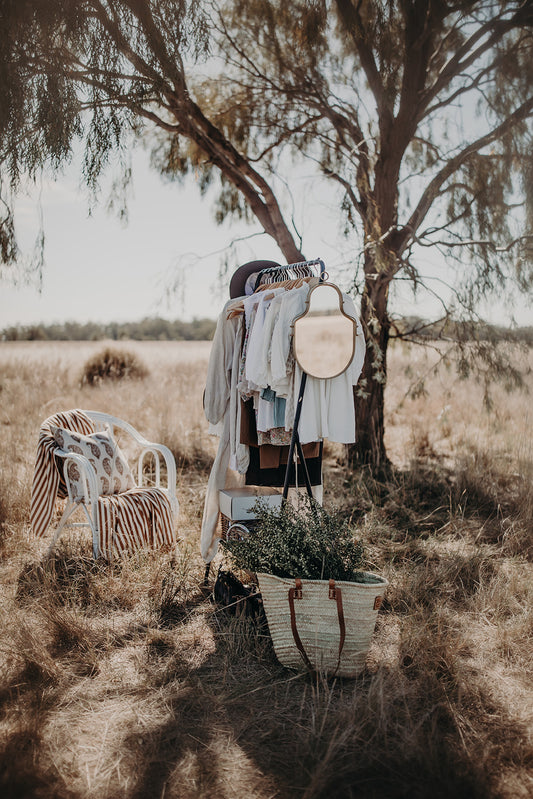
16 549 126 610
119 600 531 799
2 560 529 799
0 727 77 799
115 560 531 799
336 457 529 546
3 462 531 799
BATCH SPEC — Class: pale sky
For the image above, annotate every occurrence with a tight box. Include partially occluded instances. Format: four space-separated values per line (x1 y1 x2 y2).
0 147 530 330
1 151 270 327
0 148 357 328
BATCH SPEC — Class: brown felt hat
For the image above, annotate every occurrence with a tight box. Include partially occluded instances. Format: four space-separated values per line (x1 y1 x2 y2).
229 260 281 299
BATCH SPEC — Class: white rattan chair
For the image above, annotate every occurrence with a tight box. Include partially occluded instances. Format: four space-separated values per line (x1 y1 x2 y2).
48 410 178 557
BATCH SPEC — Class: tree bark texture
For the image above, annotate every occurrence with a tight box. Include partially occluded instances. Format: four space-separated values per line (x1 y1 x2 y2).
349 262 391 472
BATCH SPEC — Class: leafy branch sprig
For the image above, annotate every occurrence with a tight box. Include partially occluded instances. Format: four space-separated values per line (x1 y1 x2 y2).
223 495 366 581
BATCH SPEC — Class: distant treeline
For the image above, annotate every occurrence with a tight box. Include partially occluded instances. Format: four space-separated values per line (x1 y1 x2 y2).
2 315 531 344
1 317 217 342
394 316 533 344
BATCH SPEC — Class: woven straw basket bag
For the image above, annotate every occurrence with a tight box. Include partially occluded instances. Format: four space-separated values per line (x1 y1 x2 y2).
257 572 388 677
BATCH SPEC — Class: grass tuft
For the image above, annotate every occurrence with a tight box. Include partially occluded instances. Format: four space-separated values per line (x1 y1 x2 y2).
80 346 149 385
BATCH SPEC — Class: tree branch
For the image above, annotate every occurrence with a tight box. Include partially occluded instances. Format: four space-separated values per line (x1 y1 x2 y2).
334 0 394 128
421 4 532 111
396 95 533 254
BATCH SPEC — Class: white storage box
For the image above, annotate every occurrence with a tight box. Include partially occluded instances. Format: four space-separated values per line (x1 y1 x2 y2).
219 486 282 521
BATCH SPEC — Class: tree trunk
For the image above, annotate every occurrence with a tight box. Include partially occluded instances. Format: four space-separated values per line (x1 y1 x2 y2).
348 254 392 473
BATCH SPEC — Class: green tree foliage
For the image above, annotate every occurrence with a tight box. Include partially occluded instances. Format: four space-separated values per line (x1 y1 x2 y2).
0 0 303 264
1 1 532 467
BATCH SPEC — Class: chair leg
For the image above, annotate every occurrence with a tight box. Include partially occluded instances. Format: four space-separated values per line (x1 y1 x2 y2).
47 501 101 559
47 501 78 556
79 502 100 558
90 503 100 559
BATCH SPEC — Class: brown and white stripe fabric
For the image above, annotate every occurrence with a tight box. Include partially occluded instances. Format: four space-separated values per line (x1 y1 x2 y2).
31 409 175 557
31 409 95 540
97 486 175 557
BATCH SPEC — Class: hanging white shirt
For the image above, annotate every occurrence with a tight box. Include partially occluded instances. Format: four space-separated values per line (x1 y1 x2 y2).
270 283 310 392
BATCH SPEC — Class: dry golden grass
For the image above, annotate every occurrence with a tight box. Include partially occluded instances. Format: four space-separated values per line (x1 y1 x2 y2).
0 338 531 799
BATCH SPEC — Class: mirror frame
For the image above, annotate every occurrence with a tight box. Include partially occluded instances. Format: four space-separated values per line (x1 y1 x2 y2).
292 282 357 379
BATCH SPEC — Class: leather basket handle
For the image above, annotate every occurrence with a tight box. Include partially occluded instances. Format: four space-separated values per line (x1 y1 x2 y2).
287 578 346 674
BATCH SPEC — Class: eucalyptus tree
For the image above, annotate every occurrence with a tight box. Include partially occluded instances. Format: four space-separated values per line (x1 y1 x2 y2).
1 0 532 468
208 0 533 467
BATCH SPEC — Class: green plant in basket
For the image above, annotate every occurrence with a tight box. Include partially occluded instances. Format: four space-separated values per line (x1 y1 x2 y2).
222 494 367 581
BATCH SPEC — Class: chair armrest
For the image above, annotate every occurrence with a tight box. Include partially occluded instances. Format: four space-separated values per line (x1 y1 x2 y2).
136 444 177 494
84 411 153 446
80 410 178 514
55 450 100 505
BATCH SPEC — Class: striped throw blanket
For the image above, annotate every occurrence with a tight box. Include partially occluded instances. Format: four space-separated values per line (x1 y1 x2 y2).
31 409 175 557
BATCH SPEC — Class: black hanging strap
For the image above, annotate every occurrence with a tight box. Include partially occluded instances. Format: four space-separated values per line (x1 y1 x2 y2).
282 373 314 501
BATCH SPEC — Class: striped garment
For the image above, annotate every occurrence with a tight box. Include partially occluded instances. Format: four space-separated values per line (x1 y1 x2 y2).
31 409 175 557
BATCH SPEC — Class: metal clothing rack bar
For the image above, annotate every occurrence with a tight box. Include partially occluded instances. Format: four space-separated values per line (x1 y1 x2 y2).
282 372 314 501
253 258 326 292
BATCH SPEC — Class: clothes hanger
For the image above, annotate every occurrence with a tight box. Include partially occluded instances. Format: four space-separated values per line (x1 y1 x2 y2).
253 258 326 291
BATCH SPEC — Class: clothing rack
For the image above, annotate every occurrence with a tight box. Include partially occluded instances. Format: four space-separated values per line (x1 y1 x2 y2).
203 257 361 582
251 258 326 502
254 258 327 502
253 258 326 291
